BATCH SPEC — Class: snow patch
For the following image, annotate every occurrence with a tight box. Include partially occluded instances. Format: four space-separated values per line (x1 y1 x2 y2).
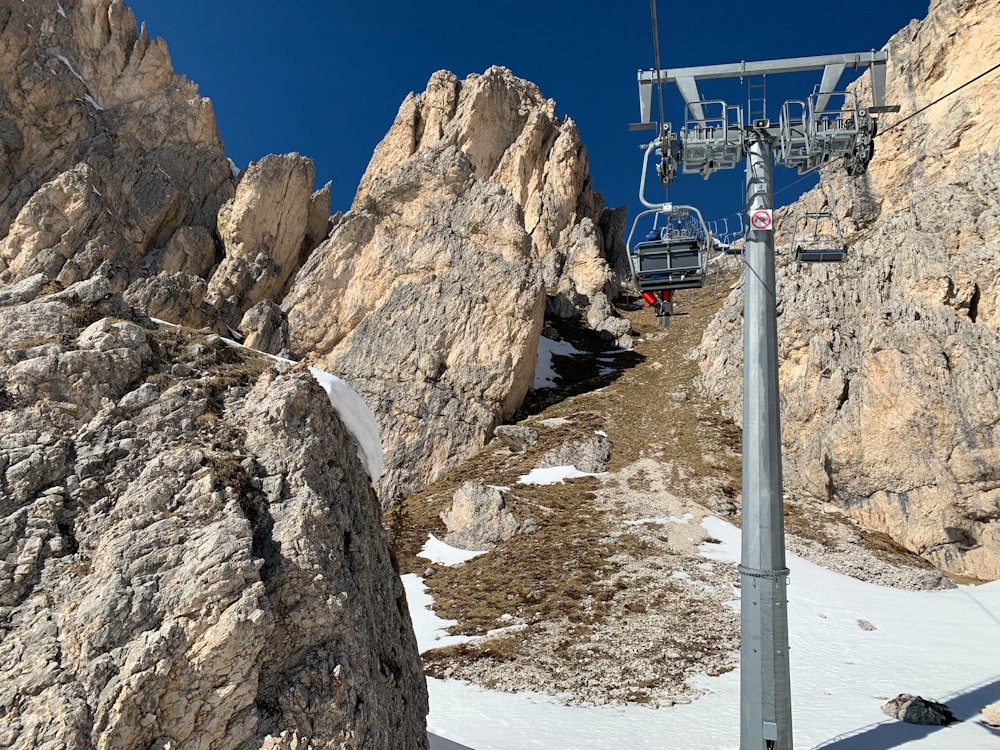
306 366 383 482
402 574 473 654
422 514 1000 748
55 54 84 83
517 465 603 485
532 336 583 390
419 534 489 566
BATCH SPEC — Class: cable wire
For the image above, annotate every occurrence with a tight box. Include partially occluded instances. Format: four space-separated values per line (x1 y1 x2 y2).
649 0 666 130
649 0 669 203
878 61 1000 136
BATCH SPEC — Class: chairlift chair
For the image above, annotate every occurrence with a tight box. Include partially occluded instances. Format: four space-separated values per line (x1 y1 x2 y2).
626 204 713 323
627 141 718 325
791 211 847 263
631 216 708 290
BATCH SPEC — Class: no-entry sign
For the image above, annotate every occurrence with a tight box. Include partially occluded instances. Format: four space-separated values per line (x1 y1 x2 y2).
750 209 773 230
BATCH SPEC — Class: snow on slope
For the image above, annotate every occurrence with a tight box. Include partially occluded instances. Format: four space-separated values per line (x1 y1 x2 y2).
198 325 385 481
419 516 1000 749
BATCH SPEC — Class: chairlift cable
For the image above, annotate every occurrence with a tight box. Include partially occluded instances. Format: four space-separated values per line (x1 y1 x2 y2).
649 0 667 133
878 61 1000 136
649 0 669 203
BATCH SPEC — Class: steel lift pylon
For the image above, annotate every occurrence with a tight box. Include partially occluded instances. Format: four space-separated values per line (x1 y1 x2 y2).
632 50 897 750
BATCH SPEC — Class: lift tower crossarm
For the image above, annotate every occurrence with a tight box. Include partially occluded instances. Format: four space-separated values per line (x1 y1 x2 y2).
637 50 891 123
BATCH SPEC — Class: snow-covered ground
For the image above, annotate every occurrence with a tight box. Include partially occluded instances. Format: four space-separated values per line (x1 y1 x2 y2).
200 321 999 748
412 513 1000 749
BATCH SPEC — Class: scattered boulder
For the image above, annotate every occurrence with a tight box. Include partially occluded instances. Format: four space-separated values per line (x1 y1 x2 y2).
538 436 613 474
495 424 539 452
881 694 956 726
240 300 290 355
124 271 209 328
441 482 520 551
983 699 1000 726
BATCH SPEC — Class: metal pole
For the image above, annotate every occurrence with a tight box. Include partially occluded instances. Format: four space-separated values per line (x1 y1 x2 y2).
739 131 793 750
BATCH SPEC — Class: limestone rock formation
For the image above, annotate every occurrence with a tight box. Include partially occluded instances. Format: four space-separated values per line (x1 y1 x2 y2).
0 0 335 337
285 143 545 502
537 435 612 474
494 424 540 452
283 67 627 502
698 0 1000 580
441 482 521 551
354 67 621 328
206 154 330 327
0 0 236 285
0 276 428 748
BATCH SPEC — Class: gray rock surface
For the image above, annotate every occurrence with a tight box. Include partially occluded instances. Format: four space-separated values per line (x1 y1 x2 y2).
441 482 520 550
283 68 629 503
207 154 326 327
284 141 546 504
881 694 955 725
240 300 291 355
0 277 428 749
0 0 235 283
124 271 209 328
538 436 613 474
494 425 540 452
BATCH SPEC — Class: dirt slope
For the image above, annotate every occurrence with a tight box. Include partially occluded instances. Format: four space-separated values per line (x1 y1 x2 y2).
389 268 950 706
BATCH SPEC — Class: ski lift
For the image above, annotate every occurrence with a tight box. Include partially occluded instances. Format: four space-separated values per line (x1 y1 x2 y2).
791 169 847 263
710 215 746 256
791 211 846 263
628 206 711 292
626 140 719 325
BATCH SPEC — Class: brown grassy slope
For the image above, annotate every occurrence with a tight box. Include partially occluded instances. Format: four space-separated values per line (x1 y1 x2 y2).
386 265 942 705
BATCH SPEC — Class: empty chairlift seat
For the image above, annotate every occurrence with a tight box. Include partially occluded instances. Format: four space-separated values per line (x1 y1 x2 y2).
794 245 847 263
792 211 847 264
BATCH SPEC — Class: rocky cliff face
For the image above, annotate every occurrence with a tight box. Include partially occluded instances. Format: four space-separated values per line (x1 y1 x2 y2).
283 67 628 502
0 275 428 748
1 4 633 743
2 2 628 509
0 1 430 745
699 0 1000 580
0 0 235 288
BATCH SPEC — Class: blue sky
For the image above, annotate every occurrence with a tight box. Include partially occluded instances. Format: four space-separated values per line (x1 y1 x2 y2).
126 0 929 232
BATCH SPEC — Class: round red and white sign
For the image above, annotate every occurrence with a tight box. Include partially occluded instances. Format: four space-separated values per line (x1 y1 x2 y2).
750 209 773 230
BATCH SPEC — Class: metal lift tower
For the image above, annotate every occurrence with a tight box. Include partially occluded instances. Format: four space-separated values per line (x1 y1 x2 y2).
633 53 895 750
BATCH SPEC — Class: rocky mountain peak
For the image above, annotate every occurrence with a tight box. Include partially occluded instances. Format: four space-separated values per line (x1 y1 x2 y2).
282 66 629 502
0 0 236 289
